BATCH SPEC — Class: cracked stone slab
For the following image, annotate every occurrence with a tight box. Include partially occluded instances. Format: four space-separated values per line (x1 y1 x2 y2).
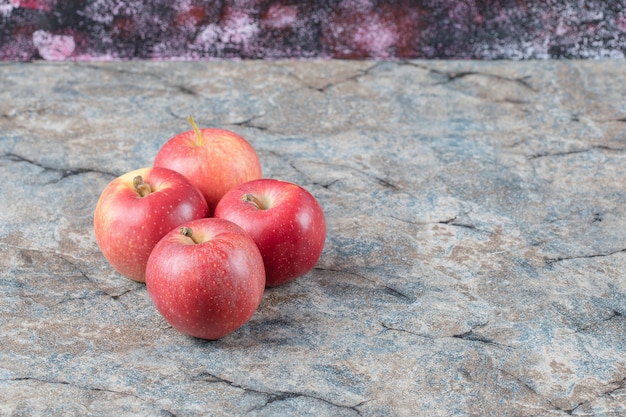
1 60 625 416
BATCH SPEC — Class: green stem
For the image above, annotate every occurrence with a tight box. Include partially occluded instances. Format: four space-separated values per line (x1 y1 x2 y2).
187 115 203 146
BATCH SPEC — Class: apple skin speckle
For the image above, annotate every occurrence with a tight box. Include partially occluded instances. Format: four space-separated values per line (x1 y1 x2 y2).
214 178 326 287
145 218 266 340
93 167 209 283
154 126 262 215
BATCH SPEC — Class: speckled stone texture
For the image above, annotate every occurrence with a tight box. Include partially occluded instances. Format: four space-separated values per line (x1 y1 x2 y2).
0 60 625 416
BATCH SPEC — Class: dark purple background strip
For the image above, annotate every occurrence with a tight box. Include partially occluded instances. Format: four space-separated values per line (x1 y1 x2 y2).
1 1 625 60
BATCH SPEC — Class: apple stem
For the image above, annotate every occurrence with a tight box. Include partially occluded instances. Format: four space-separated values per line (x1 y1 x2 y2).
242 194 266 210
179 227 199 244
133 176 152 197
187 115 203 146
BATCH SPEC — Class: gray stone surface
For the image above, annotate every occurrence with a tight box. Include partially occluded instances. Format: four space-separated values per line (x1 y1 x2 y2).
1 60 625 416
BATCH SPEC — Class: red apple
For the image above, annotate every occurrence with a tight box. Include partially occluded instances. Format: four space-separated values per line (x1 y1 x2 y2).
214 179 326 287
145 218 266 340
93 167 209 283
153 116 262 214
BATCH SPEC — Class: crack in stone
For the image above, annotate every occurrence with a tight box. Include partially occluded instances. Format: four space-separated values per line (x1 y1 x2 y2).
501 371 533 391
444 71 535 91
268 150 396 191
192 371 276 400
498 97 531 105
380 285 414 303
373 176 398 190
288 61 384 93
167 109 278 134
545 249 626 265
1 104 50 120
573 114 623 124
387 215 493 235
286 160 318 187
437 216 494 234
192 371 366 415
333 61 385 87
6 244 135 301
313 178 340 190
385 215 423 226
499 370 626 415
546 210 605 226
400 61 536 91
228 114 268 131
78 63 197 97
109 288 133 300
498 369 574 415
378 321 432 339
55 252 136 301
451 330 489 342
8 376 73 386
301 159 399 191
2 152 119 182
249 392 301 412
380 320 515 349
165 106 185 121
7 376 177 416
173 84 197 96
571 310 624 334
605 377 626 396
528 145 626 160
552 376 626 415
449 329 513 348
498 369 549 405
314 266 414 303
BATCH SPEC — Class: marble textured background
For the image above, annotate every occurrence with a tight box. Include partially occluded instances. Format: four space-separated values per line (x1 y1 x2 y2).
0 60 625 416
1 0 626 60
